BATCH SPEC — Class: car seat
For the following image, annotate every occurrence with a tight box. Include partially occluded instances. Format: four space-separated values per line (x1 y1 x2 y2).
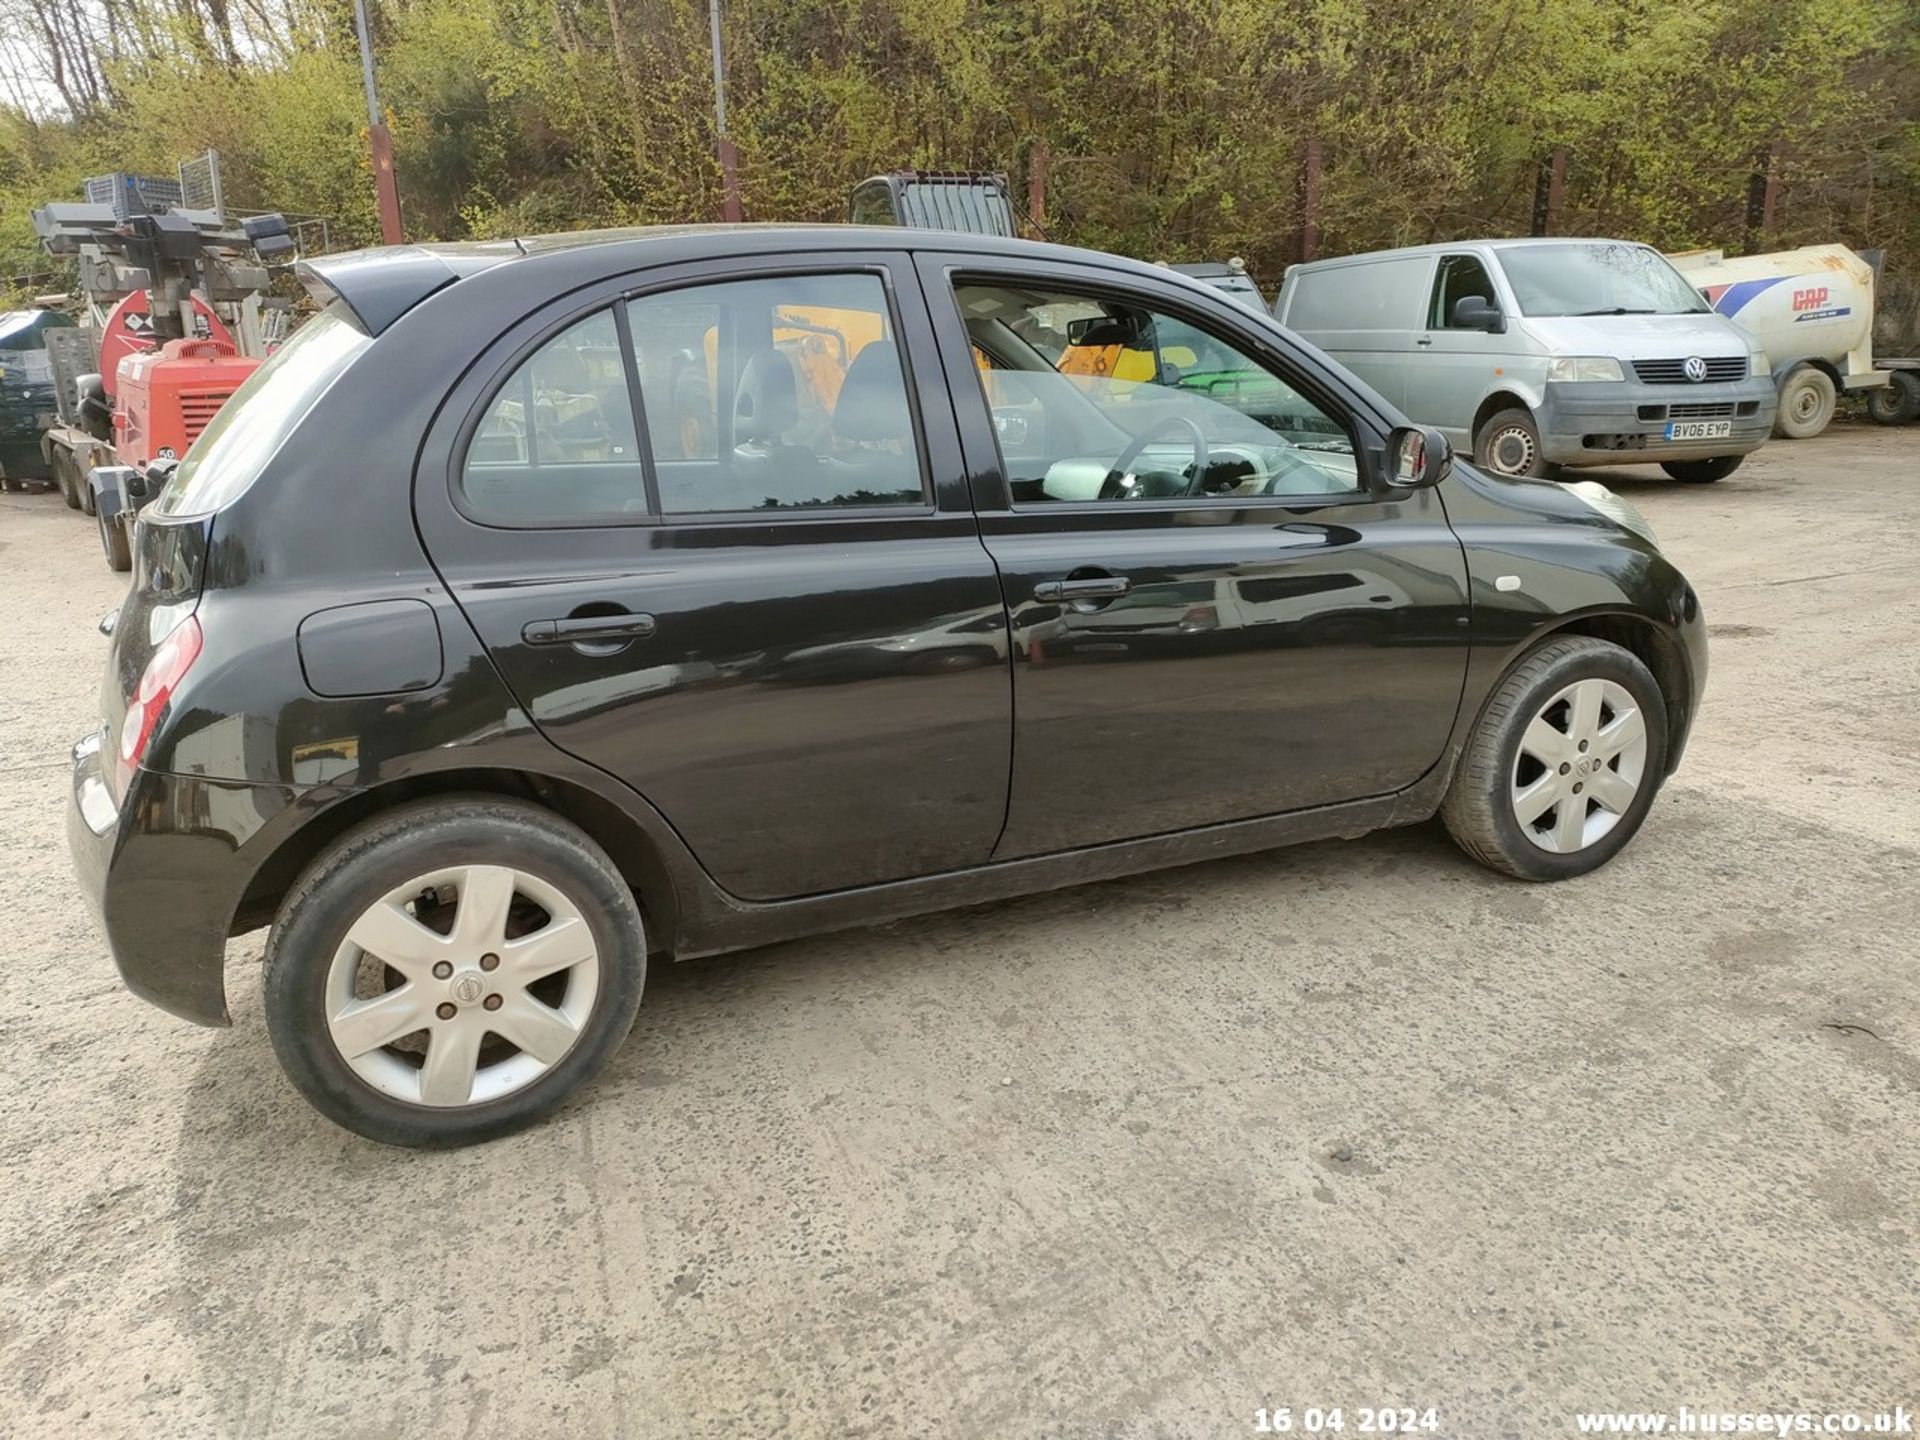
831 341 917 495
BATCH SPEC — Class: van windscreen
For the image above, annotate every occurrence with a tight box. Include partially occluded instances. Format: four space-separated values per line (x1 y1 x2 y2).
1498 243 1709 318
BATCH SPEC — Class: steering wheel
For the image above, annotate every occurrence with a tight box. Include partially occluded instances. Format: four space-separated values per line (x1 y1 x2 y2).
1098 414 1211 500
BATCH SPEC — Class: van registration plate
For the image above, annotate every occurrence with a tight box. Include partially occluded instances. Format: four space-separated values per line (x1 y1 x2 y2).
1664 421 1732 441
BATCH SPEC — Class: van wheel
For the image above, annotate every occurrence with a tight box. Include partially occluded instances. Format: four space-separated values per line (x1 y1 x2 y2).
1474 408 1549 478
1441 636 1668 881
1773 365 1836 438
1660 456 1743 483
98 508 131 572
263 798 647 1147
1865 371 1920 426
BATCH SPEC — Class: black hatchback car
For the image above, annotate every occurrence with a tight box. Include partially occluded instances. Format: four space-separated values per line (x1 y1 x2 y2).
68 226 1706 1146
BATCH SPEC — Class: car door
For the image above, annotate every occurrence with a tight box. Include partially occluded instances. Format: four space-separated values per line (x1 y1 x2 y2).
413 251 1011 901
913 252 1471 857
1409 251 1507 445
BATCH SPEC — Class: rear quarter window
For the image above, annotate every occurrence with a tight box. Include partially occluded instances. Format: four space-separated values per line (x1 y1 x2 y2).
151 305 371 518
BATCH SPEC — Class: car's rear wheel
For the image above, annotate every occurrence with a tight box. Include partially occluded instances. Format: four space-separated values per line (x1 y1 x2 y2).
1660 456 1743 483
1441 636 1669 881
1474 407 1550 478
264 798 646 1147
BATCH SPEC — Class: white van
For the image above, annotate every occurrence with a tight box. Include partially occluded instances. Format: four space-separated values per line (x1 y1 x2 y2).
1275 238 1777 482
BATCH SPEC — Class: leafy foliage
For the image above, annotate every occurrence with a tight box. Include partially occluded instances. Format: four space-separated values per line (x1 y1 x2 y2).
2 0 1915 303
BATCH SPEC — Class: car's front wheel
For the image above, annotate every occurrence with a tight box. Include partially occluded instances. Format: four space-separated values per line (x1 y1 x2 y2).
264 798 646 1147
1441 636 1669 881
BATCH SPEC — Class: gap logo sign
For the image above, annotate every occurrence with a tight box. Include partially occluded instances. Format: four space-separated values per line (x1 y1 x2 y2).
1791 284 1851 323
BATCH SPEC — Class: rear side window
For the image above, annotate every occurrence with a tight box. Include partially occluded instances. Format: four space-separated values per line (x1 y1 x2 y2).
152 305 371 517
627 272 925 514
460 310 644 522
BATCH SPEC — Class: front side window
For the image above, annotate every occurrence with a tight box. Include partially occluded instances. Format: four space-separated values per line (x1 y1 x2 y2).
460 309 643 522
955 280 1360 503
628 272 924 514
1430 255 1497 328
1497 243 1709 318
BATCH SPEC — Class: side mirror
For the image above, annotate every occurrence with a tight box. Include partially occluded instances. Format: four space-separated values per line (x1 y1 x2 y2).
1386 424 1452 490
1451 295 1504 333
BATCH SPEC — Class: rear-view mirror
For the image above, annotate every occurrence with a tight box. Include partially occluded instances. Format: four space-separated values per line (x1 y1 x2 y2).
1067 312 1148 347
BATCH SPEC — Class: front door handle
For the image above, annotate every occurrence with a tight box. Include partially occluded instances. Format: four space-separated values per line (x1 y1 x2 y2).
1033 576 1131 603
522 613 657 647
1415 336 1434 347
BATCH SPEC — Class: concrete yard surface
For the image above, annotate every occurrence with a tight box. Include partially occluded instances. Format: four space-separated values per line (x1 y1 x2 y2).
1 425 1916 1438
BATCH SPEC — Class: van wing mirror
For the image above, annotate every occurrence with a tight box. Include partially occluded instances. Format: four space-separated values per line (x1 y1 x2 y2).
1386 424 1452 490
1451 295 1504 333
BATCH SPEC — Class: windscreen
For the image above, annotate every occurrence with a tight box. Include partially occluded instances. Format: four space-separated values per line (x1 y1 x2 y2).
1498 243 1709 317
151 304 371 517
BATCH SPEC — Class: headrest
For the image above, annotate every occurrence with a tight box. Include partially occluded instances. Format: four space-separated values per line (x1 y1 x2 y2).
735 348 800 440
834 342 912 445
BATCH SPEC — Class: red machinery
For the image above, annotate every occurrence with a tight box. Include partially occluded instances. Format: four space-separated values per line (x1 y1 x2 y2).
114 337 259 465
97 291 253 466
30 182 294 570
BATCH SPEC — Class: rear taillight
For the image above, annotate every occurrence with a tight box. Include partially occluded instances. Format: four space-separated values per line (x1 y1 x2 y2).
113 616 203 800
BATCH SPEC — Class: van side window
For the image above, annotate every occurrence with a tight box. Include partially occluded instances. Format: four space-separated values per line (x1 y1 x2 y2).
627 273 926 514
955 280 1360 504
461 309 643 522
1431 255 1497 329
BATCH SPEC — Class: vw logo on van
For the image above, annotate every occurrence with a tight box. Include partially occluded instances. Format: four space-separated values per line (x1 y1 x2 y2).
1682 356 1708 383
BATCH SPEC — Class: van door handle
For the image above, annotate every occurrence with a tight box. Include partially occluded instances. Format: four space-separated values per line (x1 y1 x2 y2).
1033 576 1131 602
1415 336 1434 347
522 613 657 647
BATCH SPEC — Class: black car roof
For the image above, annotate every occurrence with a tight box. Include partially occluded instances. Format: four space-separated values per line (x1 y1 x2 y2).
299 224 1193 336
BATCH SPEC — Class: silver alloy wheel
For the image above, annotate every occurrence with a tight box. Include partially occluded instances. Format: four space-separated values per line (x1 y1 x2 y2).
1510 677 1648 853
324 865 601 1107
1485 424 1537 476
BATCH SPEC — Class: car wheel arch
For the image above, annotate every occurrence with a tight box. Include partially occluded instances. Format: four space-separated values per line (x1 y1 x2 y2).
1469 611 1693 779
230 768 685 957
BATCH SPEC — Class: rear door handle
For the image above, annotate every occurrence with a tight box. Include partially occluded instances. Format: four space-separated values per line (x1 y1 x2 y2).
522 614 657 646
1415 336 1434 347
1033 576 1131 602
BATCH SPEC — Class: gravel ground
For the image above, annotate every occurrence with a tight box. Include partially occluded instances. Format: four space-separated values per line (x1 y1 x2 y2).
2 426 1916 1439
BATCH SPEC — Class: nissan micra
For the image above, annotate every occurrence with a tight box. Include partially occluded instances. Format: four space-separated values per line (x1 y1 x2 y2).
68 227 1706 1146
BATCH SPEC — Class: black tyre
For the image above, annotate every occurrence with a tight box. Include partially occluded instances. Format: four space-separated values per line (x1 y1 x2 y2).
98 507 131 572
55 450 82 509
1474 406 1550 478
1441 636 1669 881
79 471 97 515
1773 364 1836 439
1865 371 1920 426
1660 455 1743 483
264 798 647 1147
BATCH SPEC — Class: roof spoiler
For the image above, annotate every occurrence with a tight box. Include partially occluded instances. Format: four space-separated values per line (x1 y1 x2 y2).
297 247 471 335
